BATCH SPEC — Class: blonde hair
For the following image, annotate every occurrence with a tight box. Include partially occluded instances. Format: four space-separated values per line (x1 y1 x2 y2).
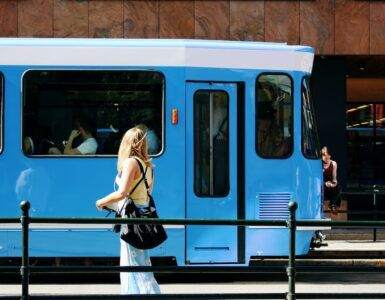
117 125 152 173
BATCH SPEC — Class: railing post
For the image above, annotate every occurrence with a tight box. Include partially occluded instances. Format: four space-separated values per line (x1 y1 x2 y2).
20 201 30 300
287 201 297 300
373 185 379 242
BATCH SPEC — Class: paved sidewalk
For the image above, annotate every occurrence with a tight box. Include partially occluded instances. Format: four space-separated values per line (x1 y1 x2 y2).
1 282 385 296
316 240 385 251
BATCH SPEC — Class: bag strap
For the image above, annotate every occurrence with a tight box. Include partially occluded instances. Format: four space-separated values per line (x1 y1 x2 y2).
132 157 157 209
132 157 150 194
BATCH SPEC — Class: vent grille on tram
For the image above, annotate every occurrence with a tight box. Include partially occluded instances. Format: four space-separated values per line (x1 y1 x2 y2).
258 193 292 220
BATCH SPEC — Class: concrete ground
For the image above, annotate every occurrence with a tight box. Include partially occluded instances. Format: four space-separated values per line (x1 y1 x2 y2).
1 240 385 298
315 239 385 251
1 282 385 296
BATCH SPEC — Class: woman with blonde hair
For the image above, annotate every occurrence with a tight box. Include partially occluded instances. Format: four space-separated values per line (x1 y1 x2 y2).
96 125 160 294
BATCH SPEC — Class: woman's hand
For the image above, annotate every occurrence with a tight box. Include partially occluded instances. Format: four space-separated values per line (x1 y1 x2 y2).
69 130 80 141
95 199 104 210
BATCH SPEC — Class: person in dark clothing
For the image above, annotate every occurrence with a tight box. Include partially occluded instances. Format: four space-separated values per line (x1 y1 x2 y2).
322 146 340 212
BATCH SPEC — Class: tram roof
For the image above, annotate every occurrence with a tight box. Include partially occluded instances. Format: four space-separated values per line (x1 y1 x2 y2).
0 38 314 73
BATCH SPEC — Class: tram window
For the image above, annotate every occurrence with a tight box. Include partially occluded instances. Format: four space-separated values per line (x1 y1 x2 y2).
256 74 293 158
302 77 320 159
194 90 229 197
22 70 163 156
0 73 2 154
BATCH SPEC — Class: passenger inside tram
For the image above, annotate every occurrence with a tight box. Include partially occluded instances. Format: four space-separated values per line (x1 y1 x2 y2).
48 116 98 155
257 79 292 158
257 101 276 156
23 136 34 155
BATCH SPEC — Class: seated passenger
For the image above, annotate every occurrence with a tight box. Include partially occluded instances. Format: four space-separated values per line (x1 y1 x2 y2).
49 116 98 155
23 136 35 155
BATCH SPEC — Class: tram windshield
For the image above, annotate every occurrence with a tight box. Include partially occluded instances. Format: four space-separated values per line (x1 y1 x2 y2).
22 71 163 156
302 77 320 158
256 74 293 158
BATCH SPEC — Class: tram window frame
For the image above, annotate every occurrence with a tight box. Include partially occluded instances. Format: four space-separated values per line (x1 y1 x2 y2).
21 69 165 158
301 76 321 159
193 89 230 198
255 72 294 159
0 72 3 155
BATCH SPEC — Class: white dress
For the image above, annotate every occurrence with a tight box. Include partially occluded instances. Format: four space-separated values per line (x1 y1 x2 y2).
115 158 161 295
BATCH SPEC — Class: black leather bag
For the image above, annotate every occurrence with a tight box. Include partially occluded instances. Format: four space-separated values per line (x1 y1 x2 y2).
120 158 167 250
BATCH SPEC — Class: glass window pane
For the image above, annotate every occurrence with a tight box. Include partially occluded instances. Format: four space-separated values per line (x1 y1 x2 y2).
346 104 374 183
302 77 320 158
194 90 229 197
256 74 293 158
22 71 163 156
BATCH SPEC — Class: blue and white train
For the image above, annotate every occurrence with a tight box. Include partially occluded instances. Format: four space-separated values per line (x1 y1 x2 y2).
0 39 322 265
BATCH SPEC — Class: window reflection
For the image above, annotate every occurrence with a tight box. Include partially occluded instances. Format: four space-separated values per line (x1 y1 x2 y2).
346 103 385 186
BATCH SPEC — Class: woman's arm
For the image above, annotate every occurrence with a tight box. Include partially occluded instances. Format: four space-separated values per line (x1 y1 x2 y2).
148 166 154 194
64 130 82 155
96 158 138 209
331 161 338 187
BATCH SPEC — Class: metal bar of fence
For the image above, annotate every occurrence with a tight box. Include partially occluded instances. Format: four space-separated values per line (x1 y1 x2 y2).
323 210 385 214
0 293 286 300
296 294 385 299
3 293 385 300
296 220 385 227
27 218 385 227
0 218 20 223
0 266 19 273
287 202 297 300
29 218 287 226
373 186 379 242
20 201 30 300
4 265 385 275
30 265 285 273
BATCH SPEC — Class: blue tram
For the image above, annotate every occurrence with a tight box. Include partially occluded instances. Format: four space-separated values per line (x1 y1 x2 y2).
0 39 322 264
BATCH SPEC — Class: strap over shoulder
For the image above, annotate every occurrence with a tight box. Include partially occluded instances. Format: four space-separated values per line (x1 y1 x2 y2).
132 157 150 192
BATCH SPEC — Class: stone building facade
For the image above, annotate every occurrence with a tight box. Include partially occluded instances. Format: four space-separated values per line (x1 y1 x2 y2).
0 0 384 55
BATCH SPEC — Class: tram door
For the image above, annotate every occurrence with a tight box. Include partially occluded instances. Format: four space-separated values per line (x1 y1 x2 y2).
186 82 238 264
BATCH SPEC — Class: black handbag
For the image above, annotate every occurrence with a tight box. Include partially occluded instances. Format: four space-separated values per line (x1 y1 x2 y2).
120 158 167 250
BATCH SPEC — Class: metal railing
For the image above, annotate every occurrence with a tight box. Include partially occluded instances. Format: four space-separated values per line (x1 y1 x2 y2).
326 186 385 242
2 201 385 300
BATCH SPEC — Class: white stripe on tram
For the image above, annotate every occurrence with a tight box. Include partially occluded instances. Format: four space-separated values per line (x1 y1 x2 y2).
0 46 314 73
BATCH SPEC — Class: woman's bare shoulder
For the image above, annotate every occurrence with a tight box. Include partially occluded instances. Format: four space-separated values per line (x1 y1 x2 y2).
122 157 139 169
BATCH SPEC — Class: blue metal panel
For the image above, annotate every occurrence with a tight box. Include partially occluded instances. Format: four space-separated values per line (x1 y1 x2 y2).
245 228 313 258
186 82 238 264
244 70 322 258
